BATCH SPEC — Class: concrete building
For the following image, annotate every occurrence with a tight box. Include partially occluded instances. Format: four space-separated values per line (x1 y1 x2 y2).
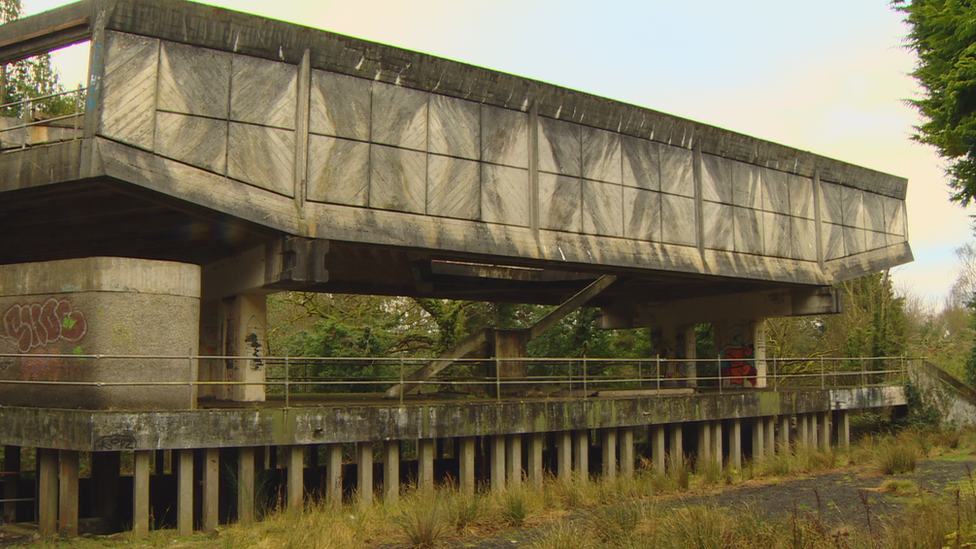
0 0 910 537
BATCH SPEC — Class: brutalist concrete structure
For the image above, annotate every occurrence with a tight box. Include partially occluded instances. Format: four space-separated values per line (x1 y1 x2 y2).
0 0 912 538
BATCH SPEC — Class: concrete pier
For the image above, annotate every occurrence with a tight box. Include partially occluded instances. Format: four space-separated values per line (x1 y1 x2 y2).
384 441 400 503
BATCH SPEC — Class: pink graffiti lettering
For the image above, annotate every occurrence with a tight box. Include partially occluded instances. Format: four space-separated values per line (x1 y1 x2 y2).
2 298 88 353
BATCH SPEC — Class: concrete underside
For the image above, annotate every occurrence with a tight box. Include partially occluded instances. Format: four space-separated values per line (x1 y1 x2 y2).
0 386 906 452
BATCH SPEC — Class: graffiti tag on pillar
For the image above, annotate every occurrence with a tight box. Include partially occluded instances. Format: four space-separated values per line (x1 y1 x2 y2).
720 324 757 386
94 434 136 451
2 297 88 353
245 315 265 371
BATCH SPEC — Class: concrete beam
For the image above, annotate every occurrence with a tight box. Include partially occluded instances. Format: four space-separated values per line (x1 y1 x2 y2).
0 1 90 64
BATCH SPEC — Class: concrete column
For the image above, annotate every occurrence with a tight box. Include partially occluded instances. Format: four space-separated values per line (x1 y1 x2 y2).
810 414 819 448
652 425 666 473
286 446 304 510
325 443 342 506
752 320 767 388
712 421 723 468
219 294 268 402
573 430 589 479
418 439 435 491
3 446 19 524
619 427 634 478
58 450 79 537
778 416 791 454
730 419 742 469
680 325 697 387
506 435 522 487
384 441 399 504
527 433 544 487
91 452 120 532
133 451 151 537
177 449 193 537
698 422 712 465
669 424 683 468
38 450 58 537
357 442 373 504
839 411 850 448
557 431 572 482
602 429 618 479
799 414 810 447
764 417 776 456
202 448 219 534
458 437 475 494
490 436 506 491
751 418 764 461
238 447 255 525
819 412 831 451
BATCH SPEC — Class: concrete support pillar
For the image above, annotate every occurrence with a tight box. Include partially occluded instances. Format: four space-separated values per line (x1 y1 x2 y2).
764 417 776 456
384 441 400 504
527 433 544 487
730 419 742 469
238 447 255 525
680 324 697 387
177 449 193 537
58 450 79 538
458 438 475 494
573 430 589 479
698 422 712 465
202 448 219 534
325 443 342 507
38 449 57 537
751 418 764 461
557 431 572 482
506 435 522 487
357 442 373 504
652 425 666 473
810 414 819 448
839 410 850 448
601 429 618 479
799 414 810 447
819 412 831 451
619 427 634 478
91 452 121 532
132 451 151 537
286 445 304 510
778 416 791 454
669 424 683 467
752 320 767 388
3 446 19 524
712 421 723 468
418 439 435 491
219 294 269 402
490 436 506 491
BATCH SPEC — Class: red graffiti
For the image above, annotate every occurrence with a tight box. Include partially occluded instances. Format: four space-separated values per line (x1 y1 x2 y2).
721 344 757 386
2 297 88 353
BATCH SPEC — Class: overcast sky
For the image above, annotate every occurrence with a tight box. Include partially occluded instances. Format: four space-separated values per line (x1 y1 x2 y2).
24 0 976 307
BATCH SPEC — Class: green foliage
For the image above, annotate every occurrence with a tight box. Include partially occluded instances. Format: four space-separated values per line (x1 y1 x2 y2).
895 0 976 205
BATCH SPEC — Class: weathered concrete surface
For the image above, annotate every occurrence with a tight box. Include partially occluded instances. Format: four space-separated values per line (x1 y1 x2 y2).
911 361 976 428
0 257 200 410
0 386 905 451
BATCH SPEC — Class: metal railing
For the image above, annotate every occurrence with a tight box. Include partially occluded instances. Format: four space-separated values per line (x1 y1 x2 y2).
0 87 86 149
0 353 917 406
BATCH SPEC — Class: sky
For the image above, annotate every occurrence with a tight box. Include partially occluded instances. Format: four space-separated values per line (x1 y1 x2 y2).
22 0 976 307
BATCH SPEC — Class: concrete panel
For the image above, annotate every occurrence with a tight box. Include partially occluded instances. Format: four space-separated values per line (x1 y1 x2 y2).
842 186 865 229
661 194 696 246
228 122 295 196
824 223 846 261
539 117 581 176
701 154 733 204
733 206 763 255
761 168 790 215
731 161 762 209
154 112 228 175
582 179 623 237
230 54 297 130
821 181 843 224
791 217 817 262
482 164 529 227
539 173 581 232
763 212 792 258
0 257 200 410
429 94 479 160
883 195 906 236
158 40 231 119
888 232 908 247
621 135 660 190
482 105 528 169
582 126 622 184
307 135 369 206
309 70 370 141
660 145 694 197
623 187 661 242
703 202 734 251
789 175 815 220
99 32 158 150
867 230 887 252
371 82 428 151
863 192 885 233
844 227 866 255
369 144 426 214
427 155 480 220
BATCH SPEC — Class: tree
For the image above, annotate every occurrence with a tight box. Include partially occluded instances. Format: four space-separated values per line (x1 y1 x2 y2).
895 0 976 205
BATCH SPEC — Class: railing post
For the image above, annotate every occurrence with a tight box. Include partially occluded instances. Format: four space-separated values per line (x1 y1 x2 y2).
284 354 290 408
861 357 866 387
772 357 777 391
656 355 660 392
399 355 404 407
821 356 825 390
495 357 501 402
582 356 588 396
187 354 194 408
717 353 722 394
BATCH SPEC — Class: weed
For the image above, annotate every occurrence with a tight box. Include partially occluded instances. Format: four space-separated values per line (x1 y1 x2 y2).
531 521 596 549
585 500 642 544
498 488 531 527
873 439 920 475
396 497 448 549
876 479 918 495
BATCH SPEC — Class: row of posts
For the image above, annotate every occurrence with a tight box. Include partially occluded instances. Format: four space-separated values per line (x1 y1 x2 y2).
11 411 851 537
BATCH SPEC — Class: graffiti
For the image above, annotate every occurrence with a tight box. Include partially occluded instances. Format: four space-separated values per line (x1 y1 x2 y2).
94 434 136 451
720 324 758 386
3 297 88 353
245 315 265 371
